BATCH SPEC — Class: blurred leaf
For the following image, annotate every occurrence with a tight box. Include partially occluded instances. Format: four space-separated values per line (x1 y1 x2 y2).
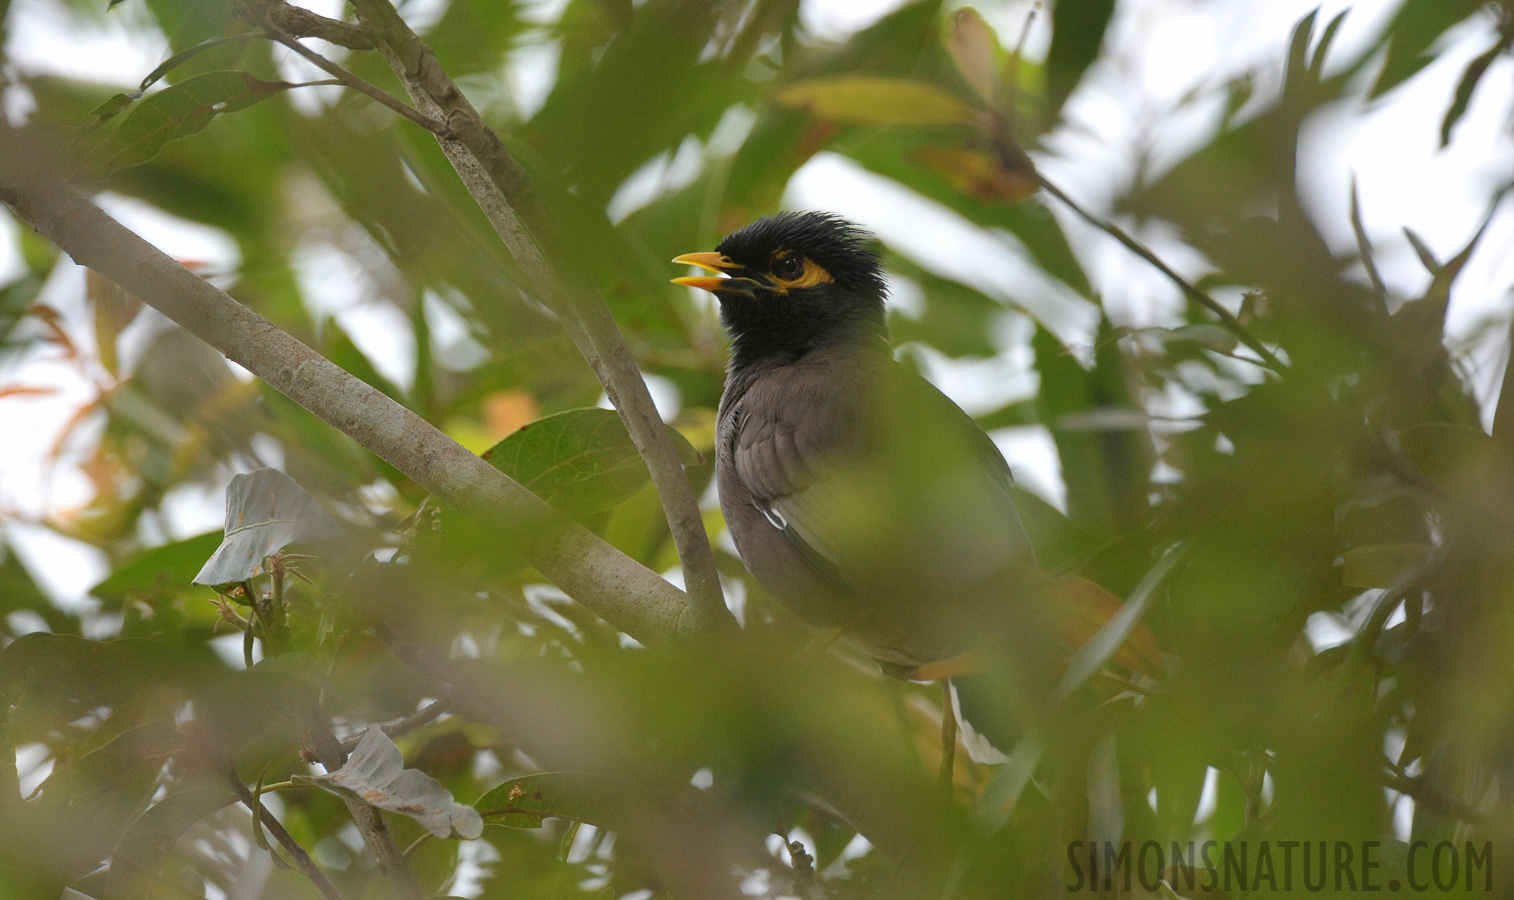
296 727 483 839
102 783 234 900
87 93 134 124
1034 321 1151 535
946 8 1000 106
0 634 219 735
1341 544 1434 589
889 260 1006 357
141 0 239 53
911 146 1037 204
82 72 300 176
844 138 1092 295
776 76 978 127
975 735 1044 830
193 468 344 585
1396 422 1492 488
975 400 1038 431
1049 572 1165 680
1057 546 1183 698
1046 0 1115 118
424 0 527 79
320 316 407 405
1403 227 1440 274
483 408 703 518
1369 0 1488 98
138 36 255 94
91 532 222 603
0 543 76 635
85 271 142 378
1085 732 1123 849
1441 37 1509 147
1154 324 1240 355
475 772 611 829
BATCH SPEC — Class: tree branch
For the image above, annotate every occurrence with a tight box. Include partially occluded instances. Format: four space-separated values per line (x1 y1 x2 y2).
340 691 453 754
229 774 346 900
262 0 375 50
298 698 423 899
0 127 696 646
257 19 443 134
344 0 731 634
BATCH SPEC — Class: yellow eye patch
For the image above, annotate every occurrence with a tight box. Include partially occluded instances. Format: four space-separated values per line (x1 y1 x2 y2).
770 254 835 291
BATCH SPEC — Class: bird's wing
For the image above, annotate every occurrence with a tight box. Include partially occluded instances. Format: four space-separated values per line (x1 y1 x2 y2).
730 357 1034 601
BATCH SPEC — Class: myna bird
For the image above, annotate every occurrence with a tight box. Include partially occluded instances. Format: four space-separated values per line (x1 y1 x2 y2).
674 211 1064 755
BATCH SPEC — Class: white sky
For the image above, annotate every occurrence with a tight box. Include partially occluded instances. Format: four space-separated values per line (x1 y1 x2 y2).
2 0 1512 608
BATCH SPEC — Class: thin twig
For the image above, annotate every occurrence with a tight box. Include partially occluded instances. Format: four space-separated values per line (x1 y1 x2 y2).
250 6 445 134
340 690 455 754
229 773 346 900
1036 174 1285 372
345 0 732 635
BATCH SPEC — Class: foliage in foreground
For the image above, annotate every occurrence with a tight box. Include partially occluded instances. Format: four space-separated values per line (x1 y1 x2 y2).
2 0 1513 897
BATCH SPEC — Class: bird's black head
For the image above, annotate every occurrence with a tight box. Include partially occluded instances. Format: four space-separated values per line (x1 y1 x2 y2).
673 211 888 370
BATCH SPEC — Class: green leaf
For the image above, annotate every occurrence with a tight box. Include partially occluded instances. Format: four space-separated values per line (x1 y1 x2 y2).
137 36 255 94
82 71 298 176
1396 422 1493 488
87 93 134 124
1342 544 1435 589
0 542 73 633
1046 0 1115 118
974 735 1044 831
1057 545 1184 699
320 315 408 405
102 785 240 900
0 634 219 727
90 532 222 604
483 408 703 518
776 76 979 127
1441 37 1509 147
842 139 1093 296
1369 0 1487 98
474 772 610 829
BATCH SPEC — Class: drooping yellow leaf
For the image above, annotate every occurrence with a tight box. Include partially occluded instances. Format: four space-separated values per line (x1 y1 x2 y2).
912 146 1038 203
776 76 978 127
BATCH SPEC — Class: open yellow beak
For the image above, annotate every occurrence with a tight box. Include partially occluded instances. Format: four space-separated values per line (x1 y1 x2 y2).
671 251 740 293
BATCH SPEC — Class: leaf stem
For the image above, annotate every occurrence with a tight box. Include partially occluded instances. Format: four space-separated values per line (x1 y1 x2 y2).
340 691 454 754
249 6 445 134
1035 174 1285 372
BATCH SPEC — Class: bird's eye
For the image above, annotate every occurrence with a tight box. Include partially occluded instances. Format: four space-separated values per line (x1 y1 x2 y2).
773 255 804 280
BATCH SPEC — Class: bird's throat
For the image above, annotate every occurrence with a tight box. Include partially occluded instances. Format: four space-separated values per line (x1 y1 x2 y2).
720 301 888 374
